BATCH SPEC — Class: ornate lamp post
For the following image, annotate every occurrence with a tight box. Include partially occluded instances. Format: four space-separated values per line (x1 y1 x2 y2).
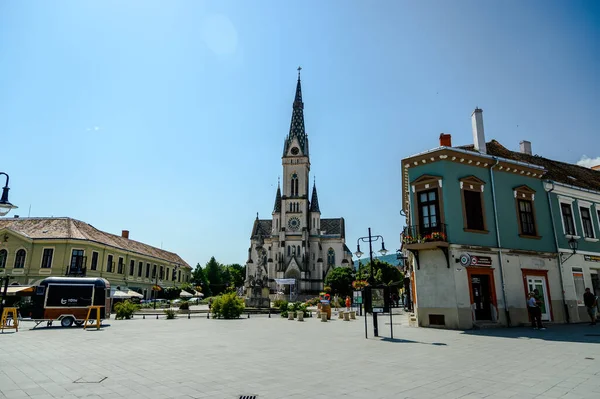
0 172 17 318
355 227 388 337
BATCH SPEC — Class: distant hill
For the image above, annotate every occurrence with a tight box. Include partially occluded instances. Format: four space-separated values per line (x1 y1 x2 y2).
353 253 400 269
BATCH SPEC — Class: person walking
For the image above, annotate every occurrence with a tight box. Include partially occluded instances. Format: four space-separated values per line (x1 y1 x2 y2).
583 288 597 326
527 292 545 330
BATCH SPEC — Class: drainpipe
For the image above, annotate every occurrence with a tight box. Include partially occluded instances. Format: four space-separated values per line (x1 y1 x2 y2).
545 181 570 323
489 157 511 326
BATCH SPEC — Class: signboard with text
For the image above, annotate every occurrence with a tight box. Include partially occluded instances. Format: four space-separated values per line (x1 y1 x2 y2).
460 253 492 267
584 255 600 263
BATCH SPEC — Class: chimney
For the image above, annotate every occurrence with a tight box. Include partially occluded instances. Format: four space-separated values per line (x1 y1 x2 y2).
520 140 532 155
471 107 486 154
439 133 452 147
121 230 129 239
592 165 600 171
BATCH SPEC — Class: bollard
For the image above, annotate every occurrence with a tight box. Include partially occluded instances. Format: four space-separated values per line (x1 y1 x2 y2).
207 311 209 319
188 312 191 319
268 309 271 318
143 314 145 319
156 314 159 320
247 313 250 319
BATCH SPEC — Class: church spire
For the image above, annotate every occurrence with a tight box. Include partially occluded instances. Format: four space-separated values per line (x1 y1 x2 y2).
273 180 281 213
283 67 309 157
310 182 320 213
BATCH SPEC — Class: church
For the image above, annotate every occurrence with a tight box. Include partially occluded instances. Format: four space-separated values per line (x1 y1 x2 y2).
245 70 353 295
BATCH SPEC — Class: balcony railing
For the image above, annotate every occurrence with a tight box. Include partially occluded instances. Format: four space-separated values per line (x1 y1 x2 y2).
402 224 448 250
66 267 87 277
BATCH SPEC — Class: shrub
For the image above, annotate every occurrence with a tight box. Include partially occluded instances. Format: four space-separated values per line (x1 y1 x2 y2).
164 309 177 319
277 300 289 318
114 300 141 320
210 292 245 319
305 297 320 307
179 301 190 310
273 299 287 308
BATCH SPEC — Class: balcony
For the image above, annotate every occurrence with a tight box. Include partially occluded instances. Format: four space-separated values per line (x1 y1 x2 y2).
66 267 87 277
402 224 449 269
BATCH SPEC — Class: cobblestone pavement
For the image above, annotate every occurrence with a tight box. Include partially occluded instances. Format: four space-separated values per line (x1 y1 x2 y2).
1 311 600 399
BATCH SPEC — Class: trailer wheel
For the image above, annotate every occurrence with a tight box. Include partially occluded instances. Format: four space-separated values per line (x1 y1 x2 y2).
60 317 74 328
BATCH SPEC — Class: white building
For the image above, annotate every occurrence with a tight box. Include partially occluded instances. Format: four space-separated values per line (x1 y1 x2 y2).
245 70 352 294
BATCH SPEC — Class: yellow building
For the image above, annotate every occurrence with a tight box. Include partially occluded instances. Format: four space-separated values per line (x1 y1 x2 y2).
0 217 191 299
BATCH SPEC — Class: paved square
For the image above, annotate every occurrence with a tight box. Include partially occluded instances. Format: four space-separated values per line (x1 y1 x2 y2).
1 312 600 398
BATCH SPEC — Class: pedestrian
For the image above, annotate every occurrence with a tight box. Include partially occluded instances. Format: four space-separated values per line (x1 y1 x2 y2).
583 288 597 326
345 296 351 310
527 292 545 330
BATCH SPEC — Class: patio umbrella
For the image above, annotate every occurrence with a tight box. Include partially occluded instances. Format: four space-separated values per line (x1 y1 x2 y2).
180 290 193 298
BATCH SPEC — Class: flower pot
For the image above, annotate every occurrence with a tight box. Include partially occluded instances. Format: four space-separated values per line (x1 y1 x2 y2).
350 311 356 320
288 312 295 320
297 312 304 321
320 312 328 322
338 311 344 319
343 312 350 321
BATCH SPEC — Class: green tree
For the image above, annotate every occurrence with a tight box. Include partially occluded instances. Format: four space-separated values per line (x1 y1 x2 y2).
191 263 211 296
324 267 355 297
226 263 245 288
205 257 223 295
357 259 403 287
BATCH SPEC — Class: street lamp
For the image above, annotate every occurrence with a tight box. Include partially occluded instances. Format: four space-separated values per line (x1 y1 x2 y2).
561 236 579 263
355 227 387 337
0 173 17 217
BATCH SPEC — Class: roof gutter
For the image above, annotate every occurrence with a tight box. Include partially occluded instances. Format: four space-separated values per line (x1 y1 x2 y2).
489 157 511 326
544 180 570 323
405 146 546 171
546 180 600 197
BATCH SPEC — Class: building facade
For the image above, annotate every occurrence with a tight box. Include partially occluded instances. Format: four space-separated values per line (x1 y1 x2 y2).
246 71 352 294
400 108 584 329
0 217 191 299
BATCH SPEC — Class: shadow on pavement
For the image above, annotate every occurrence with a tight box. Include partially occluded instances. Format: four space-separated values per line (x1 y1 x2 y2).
380 337 448 346
462 323 600 344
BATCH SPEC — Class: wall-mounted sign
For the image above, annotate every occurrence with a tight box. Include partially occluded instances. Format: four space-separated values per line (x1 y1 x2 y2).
584 255 600 263
460 253 492 267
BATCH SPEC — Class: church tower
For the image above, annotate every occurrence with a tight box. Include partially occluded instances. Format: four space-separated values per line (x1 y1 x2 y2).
247 68 352 295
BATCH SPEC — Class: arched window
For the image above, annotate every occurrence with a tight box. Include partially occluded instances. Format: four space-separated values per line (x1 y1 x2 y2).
14 249 26 269
287 246 291 256
297 245 300 255
289 202 293 212
295 179 299 196
0 249 6 268
327 248 335 267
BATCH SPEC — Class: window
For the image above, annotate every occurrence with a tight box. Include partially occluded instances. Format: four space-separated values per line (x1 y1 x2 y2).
70 250 84 273
107 255 114 273
14 249 26 268
129 259 135 276
580 207 594 238
518 200 536 236
91 251 99 271
514 186 539 238
287 246 290 256
417 189 440 233
561 203 576 235
160 266 164 280
0 249 7 268
146 263 150 278
152 264 157 279
166 268 170 281
178 270 181 282
573 268 586 305
41 248 53 268
138 261 143 277
327 248 335 267
117 257 124 274
460 176 486 232
297 245 300 255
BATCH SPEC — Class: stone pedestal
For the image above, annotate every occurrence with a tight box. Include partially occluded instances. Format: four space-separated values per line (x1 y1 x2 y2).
244 286 270 308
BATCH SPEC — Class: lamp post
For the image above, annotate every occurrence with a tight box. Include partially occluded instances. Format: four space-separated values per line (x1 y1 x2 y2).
355 227 388 337
0 172 17 318
0 173 18 217
153 267 161 310
561 237 579 263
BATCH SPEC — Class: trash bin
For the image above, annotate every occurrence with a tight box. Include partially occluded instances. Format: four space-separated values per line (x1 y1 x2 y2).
320 300 331 320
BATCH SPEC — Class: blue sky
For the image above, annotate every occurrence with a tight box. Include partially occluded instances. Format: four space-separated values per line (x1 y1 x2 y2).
1 1 598 266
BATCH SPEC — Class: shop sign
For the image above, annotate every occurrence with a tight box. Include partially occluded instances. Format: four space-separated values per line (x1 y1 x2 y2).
460 253 492 267
584 255 600 263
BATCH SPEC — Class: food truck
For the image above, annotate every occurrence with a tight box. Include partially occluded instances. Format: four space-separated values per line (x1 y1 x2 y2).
30 277 111 327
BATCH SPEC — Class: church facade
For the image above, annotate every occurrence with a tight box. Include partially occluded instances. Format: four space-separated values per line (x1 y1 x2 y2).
245 71 352 294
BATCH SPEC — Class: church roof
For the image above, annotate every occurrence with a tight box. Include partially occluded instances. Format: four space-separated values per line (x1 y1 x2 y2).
309 184 320 212
273 185 281 213
251 219 272 239
282 69 309 157
320 218 345 238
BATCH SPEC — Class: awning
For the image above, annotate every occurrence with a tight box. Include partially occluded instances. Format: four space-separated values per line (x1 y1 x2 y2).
111 290 131 299
180 290 193 298
193 290 204 297
126 290 143 298
3 286 34 296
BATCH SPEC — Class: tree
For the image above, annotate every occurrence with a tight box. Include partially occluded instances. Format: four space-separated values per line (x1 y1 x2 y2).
357 259 403 288
205 257 223 295
191 263 211 296
226 263 245 288
324 267 355 297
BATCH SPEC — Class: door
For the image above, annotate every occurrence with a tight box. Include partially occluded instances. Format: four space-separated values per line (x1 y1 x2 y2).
527 276 550 321
471 274 492 320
